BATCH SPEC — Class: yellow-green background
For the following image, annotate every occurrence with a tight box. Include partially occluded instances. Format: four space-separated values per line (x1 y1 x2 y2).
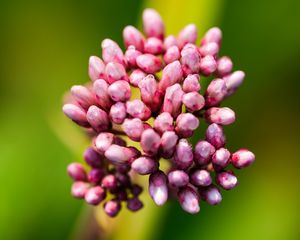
1 0 300 239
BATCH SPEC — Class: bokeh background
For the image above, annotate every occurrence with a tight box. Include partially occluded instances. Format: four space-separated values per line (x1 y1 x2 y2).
1 0 300 239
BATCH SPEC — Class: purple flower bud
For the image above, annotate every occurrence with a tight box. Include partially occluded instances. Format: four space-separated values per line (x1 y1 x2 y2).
116 189 128 201
85 186 106 205
199 42 219 57
194 140 216 165
144 37 164 55
173 139 193 170
217 171 238 190
164 45 180 64
101 38 124 65
200 55 217 76
164 35 178 49
88 169 105 184
104 200 121 217
212 147 231 168
205 107 235 125
149 171 168 206
201 185 222 205
126 100 151 120
125 45 142 68
131 184 143 196
122 118 144 141
109 102 126 124
62 104 89 127
88 56 105 81
159 61 183 92
140 128 160 156
178 187 200 214
94 132 114 154
231 149 255 169
136 54 162 74
154 112 174 134
205 78 227 107
168 170 189 187
142 8 165 40
190 169 212 186
175 113 199 138
217 56 233 77
201 27 222 46
84 147 103 168
127 197 144 212
162 83 184 118
93 79 112 111
115 172 131 187
108 80 131 102
101 174 118 190
131 156 158 175
182 74 201 92
180 44 201 76
160 131 178 158
223 70 245 96
105 62 128 84
86 105 109 132
206 123 226 149
182 92 205 112
71 181 89 199
67 163 87 181
70 85 96 109
177 24 198 49
105 144 139 165
123 25 145 52
129 69 146 87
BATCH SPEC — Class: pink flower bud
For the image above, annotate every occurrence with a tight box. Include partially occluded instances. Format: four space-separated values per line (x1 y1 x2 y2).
182 92 205 112
168 170 189 187
122 118 144 141
231 149 255 169
127 197 144 212
144 37 164 55
217 171 238 190
205 78 227 107
182 74 200 92
94 132 114 154
200 55 217 76
84 147 103 168
71 85 96 109
140 128 160 156
105 62 128 84
109 102 126 124
129 69 147 87
101 38 124 65
206 123 226 149
190 169 212 186
178 187 200 214
199 42 219 56
201 27 222 46
217 56 233 77
162 83 184 118
125 45 142 68
136 54 162 74
149 171 168 206
163 45 180 64
223 70 245 96
131 156 158 175
175 113 199 138
160 131 178 158
173 139 193 170
164 35 178 49
180 44 201 76
105 144 139 165
67 163 87 181
123 25 145 52
86 105 109 132
154 112 174 134
88 168 105 184
85 186 106 205
108 80 131 102
194 140 216 165
62 103 89 127
142 8 165 39
71 181 89 199
212 148 231 168
205 107 235 125
88 56 105 81
159 61 183 92
93 79 112 111
177 24 198 49
201 186 222 205
126 100 151 120
104 200 121 217
101 174 118 190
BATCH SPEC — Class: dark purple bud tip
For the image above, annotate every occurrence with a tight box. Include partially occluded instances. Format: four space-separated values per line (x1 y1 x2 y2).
231 149 255 169
83 147 103 168
216 171 238 190
212 148 231 168
88 168 105 184
104 200 121 217
178 187 200 214
131 184 143 196
168 170 189 187
85 186 106 205
149 171 168 206
201 186 222 205
67 163 87 181
190 169 212 187
71 181 89 199
101 174 118 190
127 197 144 212
131 156 158 175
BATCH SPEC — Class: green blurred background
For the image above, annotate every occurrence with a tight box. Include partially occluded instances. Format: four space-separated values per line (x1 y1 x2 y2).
1 0 300 239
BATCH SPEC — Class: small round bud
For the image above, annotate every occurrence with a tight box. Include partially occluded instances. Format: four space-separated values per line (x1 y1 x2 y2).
109 102 126 124
85 186 106 205
177 24 198 49
88 56 105 81
71 181 89 199
105 62 128 84
201 185 222 205
67 163 87 181
127 198 144 212
205 107 235 125
108 80 131 102
206 123 226 149
140 129 161 156
154 112 174 134
190 169 212 186
173 139 193 170
136 54 162 74
104 200 121 217
178 187 200 214
83 147 103 168
182 74 200 92
101 174 118 190
182 92 205 112
175 113 199 138
149 171 168 206
123 25 145 52
168 170 189 187
216 171 238 190
212 148 231 168
131 156 158 175
194 140 216 165
231 149 255 169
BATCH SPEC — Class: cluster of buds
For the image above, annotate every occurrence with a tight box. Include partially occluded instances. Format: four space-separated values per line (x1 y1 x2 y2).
63 9 255 217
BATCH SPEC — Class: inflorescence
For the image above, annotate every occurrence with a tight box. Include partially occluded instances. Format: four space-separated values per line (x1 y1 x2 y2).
63 8 255 217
